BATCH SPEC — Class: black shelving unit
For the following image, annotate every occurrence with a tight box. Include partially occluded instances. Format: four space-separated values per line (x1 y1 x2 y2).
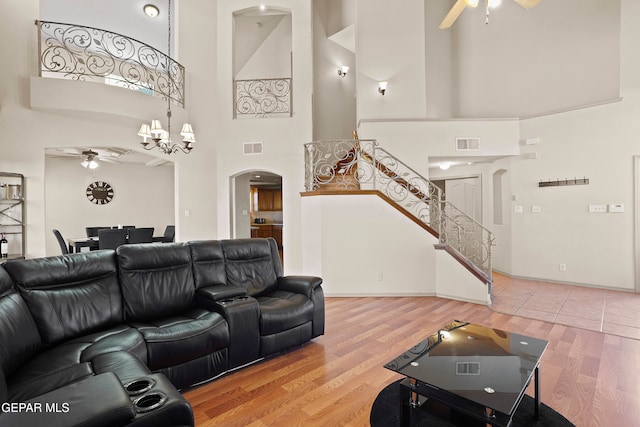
0 172 25 260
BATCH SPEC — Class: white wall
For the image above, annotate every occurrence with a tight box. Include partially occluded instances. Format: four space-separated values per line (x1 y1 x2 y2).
44 157 174 255
216 0 313 275
235 14 292 80
511 100 638 290
356 0 427 120
312 0 356 140
232 173 251 239
426 0 621 118
301 194 438 296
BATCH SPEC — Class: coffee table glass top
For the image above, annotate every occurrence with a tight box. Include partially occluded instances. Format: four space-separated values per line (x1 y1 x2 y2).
384 320 548 415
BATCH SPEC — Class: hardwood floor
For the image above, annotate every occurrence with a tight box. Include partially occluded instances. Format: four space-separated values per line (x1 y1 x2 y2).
183 296 640 426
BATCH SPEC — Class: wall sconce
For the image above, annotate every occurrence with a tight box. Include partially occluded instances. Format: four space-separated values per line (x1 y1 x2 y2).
378 81 388 95
143 4 160 18
337 66 349 78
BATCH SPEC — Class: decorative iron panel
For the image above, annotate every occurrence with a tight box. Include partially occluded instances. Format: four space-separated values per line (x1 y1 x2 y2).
37 21 185 107
234 78 292 118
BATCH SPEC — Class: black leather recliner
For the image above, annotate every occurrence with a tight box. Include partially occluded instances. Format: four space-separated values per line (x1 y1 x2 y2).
117 243 230 389
194 238 325 357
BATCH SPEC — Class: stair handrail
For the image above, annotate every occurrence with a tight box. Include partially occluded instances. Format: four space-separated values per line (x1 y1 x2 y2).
303 139 495 283
440 201 495 281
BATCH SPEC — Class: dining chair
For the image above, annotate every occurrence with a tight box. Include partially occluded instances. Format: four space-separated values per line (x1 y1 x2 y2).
162 225 175 243
98 229 128 250
127 227 154 244
86 226 111 238
52 229 69 255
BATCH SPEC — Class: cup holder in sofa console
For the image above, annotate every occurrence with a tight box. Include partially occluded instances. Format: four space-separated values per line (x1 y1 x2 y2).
124 378 156 396
133 391 168 413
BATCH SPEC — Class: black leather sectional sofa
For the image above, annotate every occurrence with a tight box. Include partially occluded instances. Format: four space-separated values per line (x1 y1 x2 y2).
0 238 324 426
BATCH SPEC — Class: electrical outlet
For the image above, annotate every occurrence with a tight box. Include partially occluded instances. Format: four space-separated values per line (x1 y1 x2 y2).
559 264 567 271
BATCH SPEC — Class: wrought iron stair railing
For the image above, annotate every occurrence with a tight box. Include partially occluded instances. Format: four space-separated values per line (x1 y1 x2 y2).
36 20 185 106
303 139 495 284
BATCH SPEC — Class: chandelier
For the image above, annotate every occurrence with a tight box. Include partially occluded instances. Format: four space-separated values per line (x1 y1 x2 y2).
137 0 195 154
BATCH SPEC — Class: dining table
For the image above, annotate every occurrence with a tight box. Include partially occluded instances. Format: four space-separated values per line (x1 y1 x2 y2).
67 235 165 253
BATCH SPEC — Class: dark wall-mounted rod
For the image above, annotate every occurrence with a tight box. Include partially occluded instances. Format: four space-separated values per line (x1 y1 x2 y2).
539 178 589 188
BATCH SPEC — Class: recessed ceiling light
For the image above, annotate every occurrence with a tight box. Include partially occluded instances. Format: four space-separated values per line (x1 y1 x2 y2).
143 4 160 18
259 4 266 11
439 162 451 170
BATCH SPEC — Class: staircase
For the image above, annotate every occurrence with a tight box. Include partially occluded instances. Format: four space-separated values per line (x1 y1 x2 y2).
302 139 495 285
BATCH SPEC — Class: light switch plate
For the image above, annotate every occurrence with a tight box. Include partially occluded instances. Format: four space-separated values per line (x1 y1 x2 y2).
514 205 523 213
609 204 624 213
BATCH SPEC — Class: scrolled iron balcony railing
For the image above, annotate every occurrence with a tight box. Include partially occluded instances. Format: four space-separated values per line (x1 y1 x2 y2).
303 139 495 282
234 78 292 118
36 20 185 107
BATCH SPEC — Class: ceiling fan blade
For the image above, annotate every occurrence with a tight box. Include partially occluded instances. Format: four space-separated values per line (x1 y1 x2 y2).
97 157 120 164
439 0 469 29
513 0 541 9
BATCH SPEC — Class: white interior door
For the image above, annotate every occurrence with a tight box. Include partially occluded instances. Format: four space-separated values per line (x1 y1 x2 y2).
445 176 482 222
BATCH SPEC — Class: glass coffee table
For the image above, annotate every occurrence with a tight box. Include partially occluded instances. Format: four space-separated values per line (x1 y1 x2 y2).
384 320 548 426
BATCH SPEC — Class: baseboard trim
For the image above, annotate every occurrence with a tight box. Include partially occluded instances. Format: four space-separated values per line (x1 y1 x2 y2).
493 270 636 293
324 292 436 298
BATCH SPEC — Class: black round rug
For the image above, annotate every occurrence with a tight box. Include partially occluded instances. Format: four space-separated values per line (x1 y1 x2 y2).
370 380 575 427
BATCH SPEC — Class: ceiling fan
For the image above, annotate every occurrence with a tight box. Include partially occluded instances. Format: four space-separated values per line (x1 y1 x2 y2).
47 147 129 167
439 0 541 29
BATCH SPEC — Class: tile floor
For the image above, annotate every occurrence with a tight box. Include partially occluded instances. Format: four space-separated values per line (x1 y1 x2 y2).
490 272 640 340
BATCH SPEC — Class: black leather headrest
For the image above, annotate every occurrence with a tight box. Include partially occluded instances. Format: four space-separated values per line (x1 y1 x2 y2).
3 251 117 289
221 238 273 261
0 267 14 297
189 240 227 289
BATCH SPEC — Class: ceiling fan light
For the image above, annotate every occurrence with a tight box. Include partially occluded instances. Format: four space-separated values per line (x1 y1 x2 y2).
81 159 89 168
88 159 99 169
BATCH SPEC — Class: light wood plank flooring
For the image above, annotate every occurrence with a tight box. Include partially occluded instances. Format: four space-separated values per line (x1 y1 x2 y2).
183 296 640 426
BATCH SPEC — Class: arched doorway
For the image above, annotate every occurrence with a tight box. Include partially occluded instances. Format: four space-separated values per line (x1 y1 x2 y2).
230 170 284 265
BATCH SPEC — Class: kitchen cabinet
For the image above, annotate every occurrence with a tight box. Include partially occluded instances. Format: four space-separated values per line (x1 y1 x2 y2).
272 225 282 249
250 224 283 265
0 172 25 260
253 188 282 211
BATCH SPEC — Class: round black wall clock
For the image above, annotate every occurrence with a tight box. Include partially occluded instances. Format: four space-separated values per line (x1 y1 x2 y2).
86 181 114 205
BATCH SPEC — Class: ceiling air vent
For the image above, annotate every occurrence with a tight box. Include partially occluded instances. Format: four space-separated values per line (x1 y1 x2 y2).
243 141 263 155
456 137 480 151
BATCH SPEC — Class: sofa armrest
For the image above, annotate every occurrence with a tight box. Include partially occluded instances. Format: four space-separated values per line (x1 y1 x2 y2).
0 372 134 427
277 276 323 299
195 285 248 310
